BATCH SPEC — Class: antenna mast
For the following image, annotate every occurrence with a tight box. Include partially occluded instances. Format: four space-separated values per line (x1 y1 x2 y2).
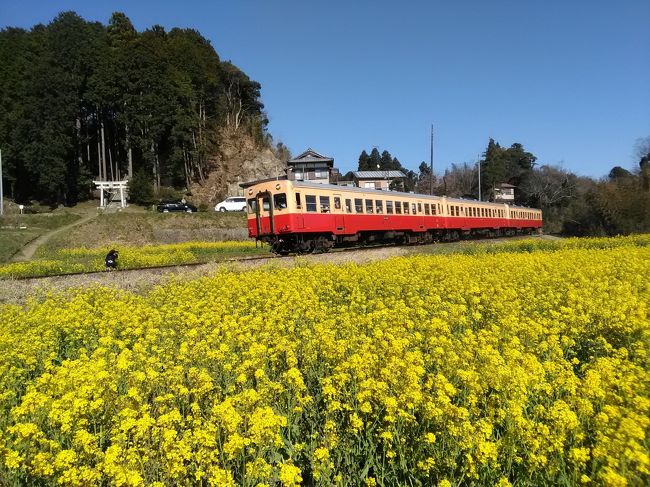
429 125 434 195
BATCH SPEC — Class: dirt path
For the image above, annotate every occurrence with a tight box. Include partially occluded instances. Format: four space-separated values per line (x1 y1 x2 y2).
11 212 98 262
0 246 408 305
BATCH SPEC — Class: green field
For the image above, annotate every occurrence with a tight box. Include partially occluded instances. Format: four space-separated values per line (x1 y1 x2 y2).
0 213 81 263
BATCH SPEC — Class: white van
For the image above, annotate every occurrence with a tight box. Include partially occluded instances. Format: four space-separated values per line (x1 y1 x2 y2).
215 196 246 212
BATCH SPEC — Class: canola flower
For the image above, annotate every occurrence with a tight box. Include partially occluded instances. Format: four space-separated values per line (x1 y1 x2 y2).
0 236 648 486
0 241 263 279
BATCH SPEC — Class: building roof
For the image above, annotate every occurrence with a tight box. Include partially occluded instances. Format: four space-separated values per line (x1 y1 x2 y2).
352 170 406 179
496 183 516 188
288 148 334 166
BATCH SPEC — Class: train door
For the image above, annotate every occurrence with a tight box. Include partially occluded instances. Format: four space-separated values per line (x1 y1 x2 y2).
256 192 273 235
333 194 345 232
294 192 304 229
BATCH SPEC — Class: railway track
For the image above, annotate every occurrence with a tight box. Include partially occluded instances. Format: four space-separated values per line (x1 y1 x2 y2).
3 253 284 281
5 245 386 281
5 233 547 281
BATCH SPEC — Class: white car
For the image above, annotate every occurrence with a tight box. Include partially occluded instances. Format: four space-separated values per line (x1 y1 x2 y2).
215 196 247 212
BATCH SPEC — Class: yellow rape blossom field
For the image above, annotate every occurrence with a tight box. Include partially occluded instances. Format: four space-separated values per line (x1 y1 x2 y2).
0 241 263 279
0 236 648 486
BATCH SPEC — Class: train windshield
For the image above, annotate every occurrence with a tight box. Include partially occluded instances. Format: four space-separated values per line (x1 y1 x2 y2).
274 193 287 210
247 199 257 213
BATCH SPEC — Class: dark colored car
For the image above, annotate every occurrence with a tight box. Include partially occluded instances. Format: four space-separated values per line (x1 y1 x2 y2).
156 201 198 213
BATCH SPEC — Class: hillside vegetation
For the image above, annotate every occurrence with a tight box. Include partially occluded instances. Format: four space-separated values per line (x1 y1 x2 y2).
0 11 285 207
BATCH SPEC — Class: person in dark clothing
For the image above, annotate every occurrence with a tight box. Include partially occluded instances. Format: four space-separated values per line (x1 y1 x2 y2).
105 249 118 270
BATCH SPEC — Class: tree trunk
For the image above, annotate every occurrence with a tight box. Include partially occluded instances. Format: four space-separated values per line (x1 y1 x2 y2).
109 145 114 181
183 148 191 189
125 121 133 179
151 140 160 193
76 117 84 170
100 110 107 181
96 110 103 180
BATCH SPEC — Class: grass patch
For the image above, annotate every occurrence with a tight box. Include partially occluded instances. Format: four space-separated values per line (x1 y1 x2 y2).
41 211 248 252
0 213 81 263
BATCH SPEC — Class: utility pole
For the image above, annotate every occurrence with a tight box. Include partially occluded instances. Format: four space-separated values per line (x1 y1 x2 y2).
429 124 434 195
477 154 482 202
0 149 3 216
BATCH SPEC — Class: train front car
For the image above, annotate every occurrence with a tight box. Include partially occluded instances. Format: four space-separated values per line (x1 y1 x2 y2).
242 179 315 254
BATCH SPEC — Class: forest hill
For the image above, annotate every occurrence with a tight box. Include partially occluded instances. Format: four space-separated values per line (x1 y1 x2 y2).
0 11 267 205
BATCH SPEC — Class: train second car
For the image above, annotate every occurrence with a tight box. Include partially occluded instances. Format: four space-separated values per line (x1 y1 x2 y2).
242 178 542 254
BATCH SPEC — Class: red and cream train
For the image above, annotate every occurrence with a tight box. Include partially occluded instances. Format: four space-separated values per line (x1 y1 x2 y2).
242 178 542 254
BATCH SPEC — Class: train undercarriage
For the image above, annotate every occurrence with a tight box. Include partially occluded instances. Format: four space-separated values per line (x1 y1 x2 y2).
261 227 540 255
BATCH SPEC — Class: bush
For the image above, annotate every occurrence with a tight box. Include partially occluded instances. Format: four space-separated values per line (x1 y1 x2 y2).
128 169 154 205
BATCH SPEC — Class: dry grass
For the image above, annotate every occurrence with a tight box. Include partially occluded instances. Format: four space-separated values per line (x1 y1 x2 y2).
39 210 248 254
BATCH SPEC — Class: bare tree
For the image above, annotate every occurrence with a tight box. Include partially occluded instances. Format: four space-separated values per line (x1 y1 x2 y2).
442 162 477 198
520 165 577 207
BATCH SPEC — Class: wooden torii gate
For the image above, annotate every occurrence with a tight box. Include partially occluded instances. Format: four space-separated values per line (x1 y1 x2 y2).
93 180 128 209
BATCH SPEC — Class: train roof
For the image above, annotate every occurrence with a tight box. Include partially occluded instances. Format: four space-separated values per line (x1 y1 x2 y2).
241 177 540 211
291 180 539 211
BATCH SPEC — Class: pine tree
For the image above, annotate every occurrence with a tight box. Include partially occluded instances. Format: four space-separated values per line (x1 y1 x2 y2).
357 150 370 171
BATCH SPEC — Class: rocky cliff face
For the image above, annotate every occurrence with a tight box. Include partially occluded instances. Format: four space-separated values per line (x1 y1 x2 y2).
189 133 286 207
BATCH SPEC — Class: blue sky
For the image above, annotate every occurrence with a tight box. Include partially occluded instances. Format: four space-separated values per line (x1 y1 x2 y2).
2 0 649 178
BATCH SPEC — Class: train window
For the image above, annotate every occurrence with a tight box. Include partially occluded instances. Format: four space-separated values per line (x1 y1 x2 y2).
262 197 271 211
403 202 409 214
456 206 460 216
274 193 287 210
450 206 455 216
375 200 384 214
424 203 430 215
355 198 363 213
345 199 352 213
365 199 374 213
320 196 330 212
432 204 437 215
418 203 422 214
412 203 417 214
334 197 341 210
395 201 402 214
295 193 302 209
247 198 257 213
386 201 394 214
306 195 317 212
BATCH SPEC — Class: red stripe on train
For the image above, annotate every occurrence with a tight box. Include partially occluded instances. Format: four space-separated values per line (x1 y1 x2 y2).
248 213 542 238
